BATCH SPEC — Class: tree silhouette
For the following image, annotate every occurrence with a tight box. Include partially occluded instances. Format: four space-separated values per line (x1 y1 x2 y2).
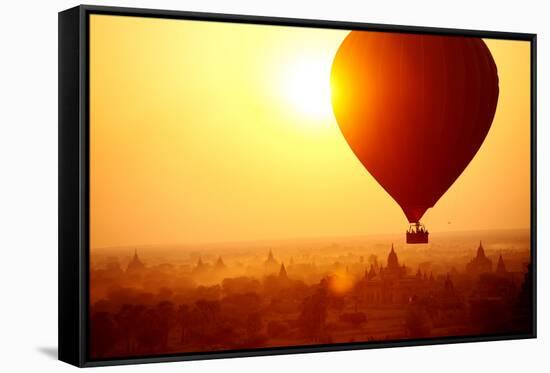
299 286 327 341
90 311 119 357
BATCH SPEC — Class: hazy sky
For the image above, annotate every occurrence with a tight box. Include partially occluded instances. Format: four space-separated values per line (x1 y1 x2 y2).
90 15 531 249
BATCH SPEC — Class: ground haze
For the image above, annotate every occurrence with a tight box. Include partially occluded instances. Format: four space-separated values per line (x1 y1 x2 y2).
89 229 532 358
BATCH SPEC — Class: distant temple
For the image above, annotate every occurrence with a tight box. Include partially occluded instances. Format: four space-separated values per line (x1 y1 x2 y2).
279 263 288 279
214 256 226 271
466 241 492 275
496 254 507 274
193 257 208 275
388 244 399 268
356 244 423 304
381 244 407 280
366 264 377 280
126 249 145 273
265 250 277 265
264 249 280 273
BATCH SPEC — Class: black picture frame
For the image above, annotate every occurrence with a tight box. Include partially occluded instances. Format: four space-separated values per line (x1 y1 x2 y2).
58 4 537 367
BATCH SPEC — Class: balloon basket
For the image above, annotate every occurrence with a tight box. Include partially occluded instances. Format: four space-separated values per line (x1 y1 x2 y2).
406 223 429 244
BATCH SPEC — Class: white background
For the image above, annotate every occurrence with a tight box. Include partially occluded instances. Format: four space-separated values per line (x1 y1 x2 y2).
0 0 547 371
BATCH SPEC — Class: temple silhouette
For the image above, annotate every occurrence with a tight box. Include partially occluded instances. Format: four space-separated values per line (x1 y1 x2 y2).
466 241 492 275
126 249 145 273
89 237 532 358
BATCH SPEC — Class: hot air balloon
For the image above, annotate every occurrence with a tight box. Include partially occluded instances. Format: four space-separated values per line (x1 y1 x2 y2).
330 32 499 244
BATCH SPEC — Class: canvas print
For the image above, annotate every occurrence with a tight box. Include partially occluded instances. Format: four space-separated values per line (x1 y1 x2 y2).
88 14 533 359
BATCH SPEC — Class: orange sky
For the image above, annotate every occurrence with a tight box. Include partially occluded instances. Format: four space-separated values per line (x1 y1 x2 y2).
90 15 531 249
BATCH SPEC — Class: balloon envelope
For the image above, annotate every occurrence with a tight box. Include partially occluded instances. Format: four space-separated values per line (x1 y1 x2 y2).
331 32 499 223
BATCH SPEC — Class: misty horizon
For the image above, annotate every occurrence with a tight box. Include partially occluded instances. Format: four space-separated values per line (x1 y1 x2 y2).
91 227 531 252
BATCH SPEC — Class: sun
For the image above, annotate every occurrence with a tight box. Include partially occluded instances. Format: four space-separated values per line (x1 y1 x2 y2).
279 53 335 124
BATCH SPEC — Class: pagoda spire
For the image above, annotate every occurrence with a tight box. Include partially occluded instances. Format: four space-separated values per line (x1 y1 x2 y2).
496 254 507 274
477 241 486 258
265 249 279 266
215 256 226 270
279 263 288 279
126 248 145 272
387 244 399 270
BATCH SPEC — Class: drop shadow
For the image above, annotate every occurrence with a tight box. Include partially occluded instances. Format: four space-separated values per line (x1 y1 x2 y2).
37 346 58 360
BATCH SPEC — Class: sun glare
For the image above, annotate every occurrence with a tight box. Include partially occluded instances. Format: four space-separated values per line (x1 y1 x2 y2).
279 54 334 125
